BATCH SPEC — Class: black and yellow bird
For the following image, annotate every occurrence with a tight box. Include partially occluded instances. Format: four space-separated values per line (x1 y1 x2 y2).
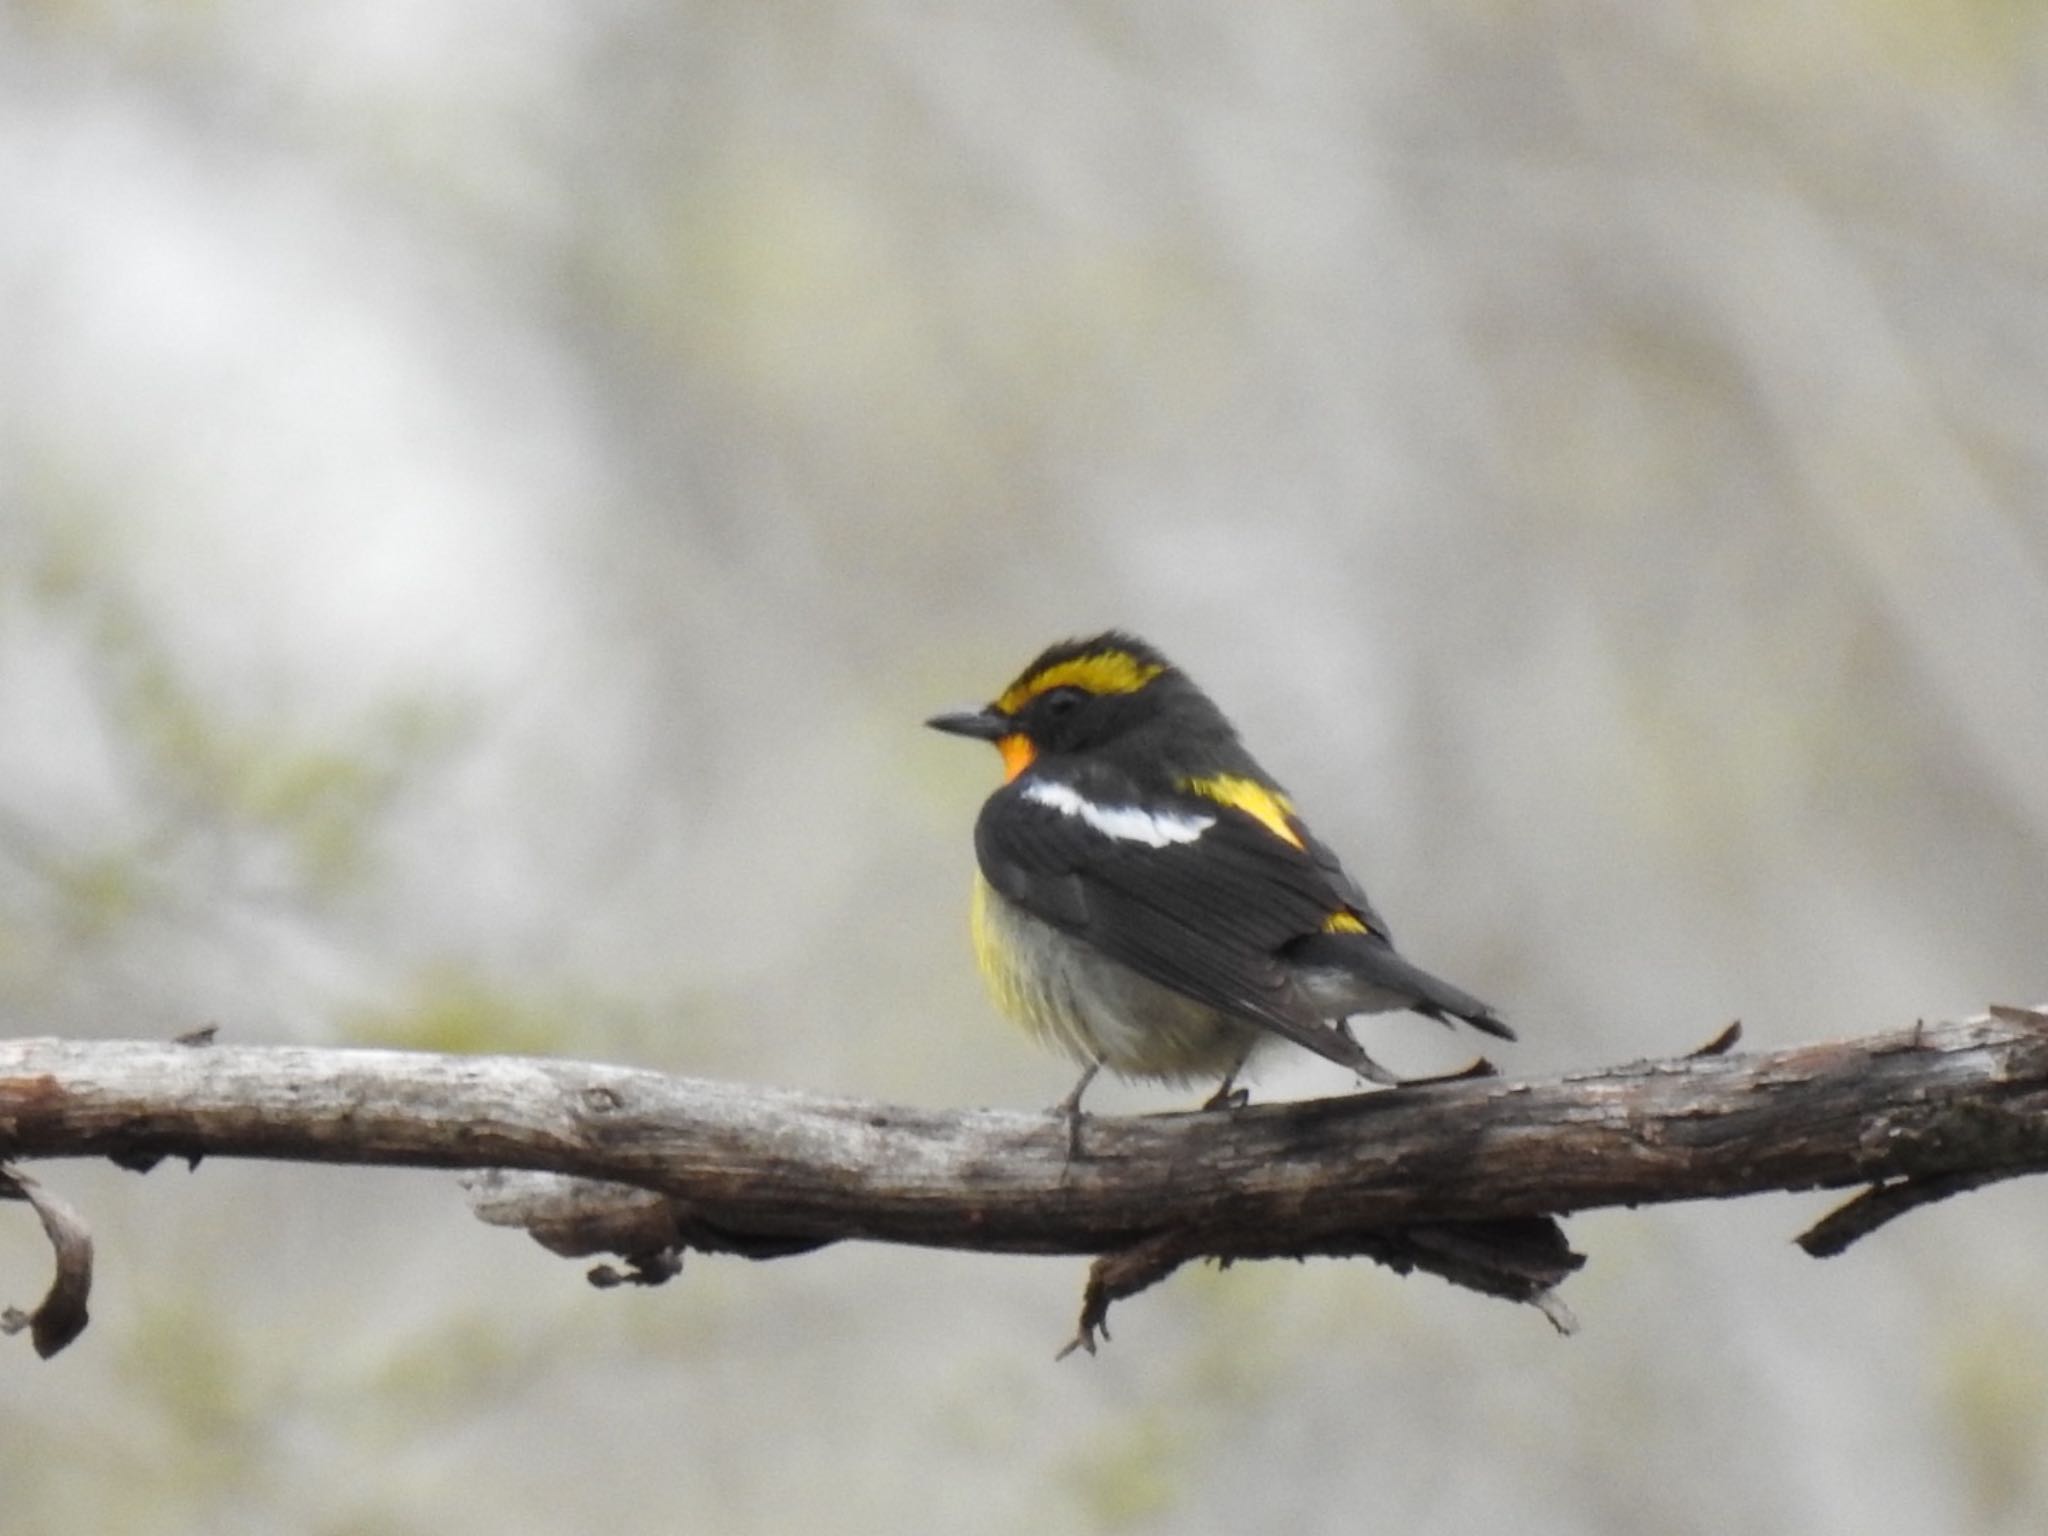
928 631 1511 1122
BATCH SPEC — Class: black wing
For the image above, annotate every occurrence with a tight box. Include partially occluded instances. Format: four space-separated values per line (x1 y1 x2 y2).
974 776 1376 1071
1291 818 1394 940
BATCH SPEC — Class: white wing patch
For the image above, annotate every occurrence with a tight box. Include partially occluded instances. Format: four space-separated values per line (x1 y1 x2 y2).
1022 778 1213 848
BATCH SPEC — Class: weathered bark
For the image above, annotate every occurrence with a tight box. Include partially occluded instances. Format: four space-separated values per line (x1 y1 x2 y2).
3 1006 2045 1356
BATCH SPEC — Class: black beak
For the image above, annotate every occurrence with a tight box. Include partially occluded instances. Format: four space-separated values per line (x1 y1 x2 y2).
925 705 1012 742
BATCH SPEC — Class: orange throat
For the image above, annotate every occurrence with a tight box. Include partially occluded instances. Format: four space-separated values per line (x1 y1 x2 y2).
997 734 1036 782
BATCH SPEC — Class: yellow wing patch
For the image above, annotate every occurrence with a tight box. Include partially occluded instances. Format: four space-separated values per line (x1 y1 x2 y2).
1181 774 1304 850
998 650 1165 715
1182 775 1375 933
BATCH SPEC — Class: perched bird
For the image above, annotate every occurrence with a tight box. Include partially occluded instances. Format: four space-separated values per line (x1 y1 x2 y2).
928 631 1511 1125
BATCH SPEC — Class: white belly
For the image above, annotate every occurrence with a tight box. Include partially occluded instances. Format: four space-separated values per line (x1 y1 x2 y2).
970 874 1264 1084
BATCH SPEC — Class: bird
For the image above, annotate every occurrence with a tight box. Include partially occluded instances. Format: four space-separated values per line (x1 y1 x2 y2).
927 631 1511 1132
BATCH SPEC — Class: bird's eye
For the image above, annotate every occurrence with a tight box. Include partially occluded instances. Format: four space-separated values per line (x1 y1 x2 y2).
1039 686 1086 720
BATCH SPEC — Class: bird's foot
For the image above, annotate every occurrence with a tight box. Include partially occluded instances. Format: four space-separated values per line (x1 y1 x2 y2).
1200 1077 1250 1112
1051 1062 1101 1160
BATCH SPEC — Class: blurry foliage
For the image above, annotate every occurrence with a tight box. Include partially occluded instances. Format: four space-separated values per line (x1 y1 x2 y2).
1064 1406 1189 1529
359 1313 532 1424
4 519 461 934
341 965 598 1056
4 1 2048 1533
114 634 444 896
1936 1303 2048 1522
1712 0 2048 90
45 846 156 938
122 1290 266 1477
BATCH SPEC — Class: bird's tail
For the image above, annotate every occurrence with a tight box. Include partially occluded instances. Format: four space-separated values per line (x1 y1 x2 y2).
1286 931 1515 1042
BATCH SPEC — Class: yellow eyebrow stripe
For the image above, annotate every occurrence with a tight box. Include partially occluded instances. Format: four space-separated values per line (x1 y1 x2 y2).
1181 774 1304 850
998 651 1164 715
1322 910 1372 934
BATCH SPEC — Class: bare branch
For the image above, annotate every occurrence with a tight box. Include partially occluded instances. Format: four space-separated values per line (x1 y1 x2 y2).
1795 1169 2019 1257
0 1164 94 1357
3 1005 2046 1356
1688 1020 1743 1057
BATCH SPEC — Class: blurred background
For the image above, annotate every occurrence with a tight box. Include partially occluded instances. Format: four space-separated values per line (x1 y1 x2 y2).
3 2 2047 1531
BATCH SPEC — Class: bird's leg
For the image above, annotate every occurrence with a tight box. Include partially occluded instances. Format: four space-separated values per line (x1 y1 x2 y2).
1200 1074 1250 1111
1053 1060 1101 1160
1055 1060 1101 1116
1201 1045 1256 1111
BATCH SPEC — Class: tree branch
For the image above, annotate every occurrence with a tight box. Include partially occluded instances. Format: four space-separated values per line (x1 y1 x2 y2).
4 1005 2046 1356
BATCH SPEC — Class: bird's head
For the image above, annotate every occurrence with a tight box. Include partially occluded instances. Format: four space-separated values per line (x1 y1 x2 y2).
926 631 1223 780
